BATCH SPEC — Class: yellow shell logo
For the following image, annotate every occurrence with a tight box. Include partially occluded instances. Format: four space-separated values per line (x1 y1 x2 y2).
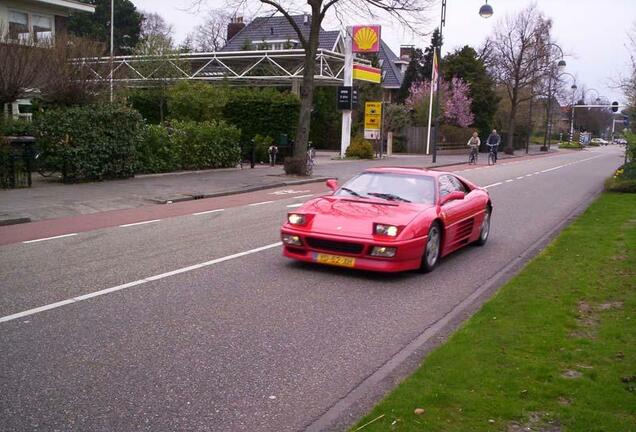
354 27 378 51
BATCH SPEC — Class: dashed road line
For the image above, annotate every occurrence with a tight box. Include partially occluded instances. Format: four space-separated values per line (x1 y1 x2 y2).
192 209 225 216
119 219 161 228
294 194 315 199
286 203 304 208
484 182 502 189
516 176 525 180
248 201 275 206
505 179 514 183
23 233 78 244
0 242 283 324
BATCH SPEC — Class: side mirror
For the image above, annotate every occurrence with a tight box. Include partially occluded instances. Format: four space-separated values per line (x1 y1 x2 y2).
326 179 338 191
440 191 465 205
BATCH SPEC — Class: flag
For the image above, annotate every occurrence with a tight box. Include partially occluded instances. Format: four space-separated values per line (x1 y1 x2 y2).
431 49 439 92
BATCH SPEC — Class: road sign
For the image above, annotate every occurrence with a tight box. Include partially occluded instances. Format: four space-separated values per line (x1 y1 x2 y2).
364 102 382 130
337 86 352 110
612 101 619 112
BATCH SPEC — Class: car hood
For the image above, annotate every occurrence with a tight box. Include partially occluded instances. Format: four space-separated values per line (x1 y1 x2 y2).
299 196 429 237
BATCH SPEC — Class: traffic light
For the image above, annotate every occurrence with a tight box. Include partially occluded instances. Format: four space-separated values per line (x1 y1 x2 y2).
612 101 619 112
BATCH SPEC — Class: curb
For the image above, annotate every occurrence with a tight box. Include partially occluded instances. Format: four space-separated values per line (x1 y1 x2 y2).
303 182 602 432
148 177 331 204
0 216 31 226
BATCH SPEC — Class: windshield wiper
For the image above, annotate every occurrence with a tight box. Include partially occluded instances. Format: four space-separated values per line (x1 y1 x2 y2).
341 187 363 198
367 192 411 203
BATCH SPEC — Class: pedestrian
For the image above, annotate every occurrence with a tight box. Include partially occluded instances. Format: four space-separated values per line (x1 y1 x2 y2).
268 144 279 167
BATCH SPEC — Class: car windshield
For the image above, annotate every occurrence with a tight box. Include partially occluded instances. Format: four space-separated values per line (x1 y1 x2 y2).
334 172 435 204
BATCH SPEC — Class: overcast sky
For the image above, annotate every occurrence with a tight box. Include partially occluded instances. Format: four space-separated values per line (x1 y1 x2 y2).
131 0 635 103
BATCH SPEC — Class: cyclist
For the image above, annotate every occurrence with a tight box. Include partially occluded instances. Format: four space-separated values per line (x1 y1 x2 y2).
486 129 501 164
467 131 480 164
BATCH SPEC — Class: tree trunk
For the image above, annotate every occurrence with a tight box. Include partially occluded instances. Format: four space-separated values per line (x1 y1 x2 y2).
293 10 322 161
506 103 517 154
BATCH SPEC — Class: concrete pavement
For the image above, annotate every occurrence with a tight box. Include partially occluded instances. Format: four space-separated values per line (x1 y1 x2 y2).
0 146 621 432
0 145 552 223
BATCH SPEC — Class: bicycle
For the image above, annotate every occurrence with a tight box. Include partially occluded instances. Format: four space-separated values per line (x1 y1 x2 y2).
487 143 498 165
468 146 479 165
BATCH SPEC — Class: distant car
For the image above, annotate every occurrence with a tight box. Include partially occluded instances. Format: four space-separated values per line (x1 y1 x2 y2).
590 138 603 146
280 167 492 273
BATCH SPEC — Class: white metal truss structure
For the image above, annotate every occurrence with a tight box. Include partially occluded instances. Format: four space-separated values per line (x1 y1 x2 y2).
78 49 371 87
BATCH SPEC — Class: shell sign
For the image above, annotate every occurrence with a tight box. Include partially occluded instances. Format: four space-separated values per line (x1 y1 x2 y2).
352 25 381 53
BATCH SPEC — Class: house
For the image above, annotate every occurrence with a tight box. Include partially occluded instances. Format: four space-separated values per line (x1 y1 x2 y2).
0 0 95 119
0 0 94 43
221 14 407 102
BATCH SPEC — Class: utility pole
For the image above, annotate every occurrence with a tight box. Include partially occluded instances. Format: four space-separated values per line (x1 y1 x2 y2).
109 0 114 103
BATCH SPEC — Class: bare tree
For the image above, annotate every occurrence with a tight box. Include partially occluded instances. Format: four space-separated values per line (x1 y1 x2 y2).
486 4 551 154
0 27 51 111
188 9 232 52
141 11 175 42
39 35 109 106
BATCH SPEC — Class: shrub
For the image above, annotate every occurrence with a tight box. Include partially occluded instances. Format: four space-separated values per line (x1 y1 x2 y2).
0 118 35 137
605 163 636 193
346 135 374 159
252 134 274 163
169 120 241 170
34 104 143 182
168 81 230 122
559 142 581 149
223 88 299 144
136 124 179 173
128 87 169 124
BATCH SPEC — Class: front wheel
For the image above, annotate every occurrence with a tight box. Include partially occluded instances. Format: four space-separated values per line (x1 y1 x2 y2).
474 207 491 246
488 152 495 166
420 222 442 273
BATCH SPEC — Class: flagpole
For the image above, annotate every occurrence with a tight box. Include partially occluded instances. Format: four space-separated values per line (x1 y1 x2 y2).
425 50 437 155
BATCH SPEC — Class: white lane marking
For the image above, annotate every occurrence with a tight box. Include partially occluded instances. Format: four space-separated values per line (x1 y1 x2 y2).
534 171 541 174
294 194 314 199
286 203 303 208
23 233 78 244
484 182 502 189
516 176 525 180
269 189 311 196
541 165 565 173
0 242 283 324
119 219 160 228
248 201 275 206
505 179 514 183
526 174 533 177
192 209 225 216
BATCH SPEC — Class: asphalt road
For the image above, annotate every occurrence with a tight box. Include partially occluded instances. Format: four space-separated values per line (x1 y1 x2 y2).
0 146 624 431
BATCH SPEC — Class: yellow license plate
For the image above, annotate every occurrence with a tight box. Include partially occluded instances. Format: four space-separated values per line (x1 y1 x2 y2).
315 253 356 268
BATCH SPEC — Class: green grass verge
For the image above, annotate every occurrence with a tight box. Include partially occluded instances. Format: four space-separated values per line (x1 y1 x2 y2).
353 193 636 432
559 142 582 150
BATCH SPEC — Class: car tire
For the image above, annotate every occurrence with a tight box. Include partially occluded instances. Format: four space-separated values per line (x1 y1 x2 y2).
474 207 491 246
420 222 442 273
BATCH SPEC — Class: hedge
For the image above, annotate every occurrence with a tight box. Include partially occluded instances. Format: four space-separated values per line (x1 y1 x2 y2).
135 124 179 173
168 120 241 170
34 104 143 182
223 88 299 144
346 135 374 159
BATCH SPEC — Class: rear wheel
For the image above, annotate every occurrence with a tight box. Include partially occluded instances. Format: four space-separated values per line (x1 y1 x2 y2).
474 207 491 246
420 222 442 273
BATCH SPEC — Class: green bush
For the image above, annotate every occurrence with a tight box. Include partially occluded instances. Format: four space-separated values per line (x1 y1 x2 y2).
559 142 581 149
605 163 636 193
346 135 374 159
625 132 636 163
128 87 169 124
34 104 143 182
136 124 179 173
252 134 274 163
168 81 230 123
0 119 35 137
223 88 299 144
170 120 241 170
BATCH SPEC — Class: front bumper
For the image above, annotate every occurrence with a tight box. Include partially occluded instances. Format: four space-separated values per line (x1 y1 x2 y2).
280 227 427 272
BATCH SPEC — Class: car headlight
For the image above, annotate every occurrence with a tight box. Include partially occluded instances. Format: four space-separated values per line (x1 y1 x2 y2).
282 234 303 246
288 213 306 225
374 223 399 237
370 246 397 257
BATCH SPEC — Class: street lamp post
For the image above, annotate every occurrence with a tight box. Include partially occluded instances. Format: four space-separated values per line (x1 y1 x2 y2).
109 0 114 103
542 43 566 152
431 1 493 163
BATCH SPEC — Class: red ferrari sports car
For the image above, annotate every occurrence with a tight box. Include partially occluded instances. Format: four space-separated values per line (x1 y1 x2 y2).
280 167 492 273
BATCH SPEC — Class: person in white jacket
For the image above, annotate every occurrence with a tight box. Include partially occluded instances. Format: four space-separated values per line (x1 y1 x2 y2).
467 131 480 163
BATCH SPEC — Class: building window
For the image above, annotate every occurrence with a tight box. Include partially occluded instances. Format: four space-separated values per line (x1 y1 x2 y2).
8 10 54 44
32 14 53 42
9 11 29 41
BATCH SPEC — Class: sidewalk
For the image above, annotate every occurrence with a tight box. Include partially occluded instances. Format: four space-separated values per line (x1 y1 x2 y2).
0 145 553 223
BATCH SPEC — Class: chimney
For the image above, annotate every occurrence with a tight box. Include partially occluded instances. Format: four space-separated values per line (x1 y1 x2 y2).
227 16 245 42
400 45 415 60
